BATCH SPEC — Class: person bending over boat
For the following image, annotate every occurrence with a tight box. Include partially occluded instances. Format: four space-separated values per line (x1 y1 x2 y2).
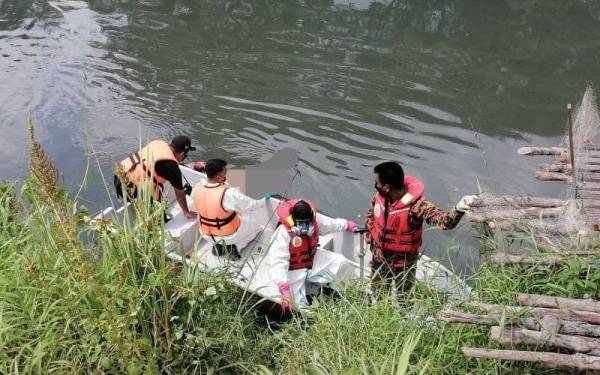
192 158 266 255
365 161 477 295
268 199 359 311
114 136 199 219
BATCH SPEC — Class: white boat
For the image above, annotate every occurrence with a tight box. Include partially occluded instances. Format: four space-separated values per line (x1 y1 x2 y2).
95 155 471 315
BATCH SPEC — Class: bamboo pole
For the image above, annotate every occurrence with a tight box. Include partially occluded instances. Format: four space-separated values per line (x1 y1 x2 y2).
489 254 565 266
567 103 575 175
439 310 600 337
517 293 600 314
461 347 600 370
470 196 568 208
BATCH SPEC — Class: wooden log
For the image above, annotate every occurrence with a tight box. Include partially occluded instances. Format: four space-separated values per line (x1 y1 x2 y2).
439 310 499 325
470 302 600 325
439 310 600 337
470 196 568 209
537 163 571 173
517 293 600 313
467 207 565 222
578 182 600 189
491 326 600 356
575 151 600 157
578 164 600 172
538 163 600 173
489 254 565 266
461 347 600 370
534 170 573 183
578 191 600 199
489 221 573 235
580 173 600 182
518 147 567 156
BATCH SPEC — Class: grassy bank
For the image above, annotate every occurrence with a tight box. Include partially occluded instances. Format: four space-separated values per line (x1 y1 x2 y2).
1 130 599 373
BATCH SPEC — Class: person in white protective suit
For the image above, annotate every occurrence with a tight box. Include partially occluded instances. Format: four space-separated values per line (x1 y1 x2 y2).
191 158 266 256
267 198 359 310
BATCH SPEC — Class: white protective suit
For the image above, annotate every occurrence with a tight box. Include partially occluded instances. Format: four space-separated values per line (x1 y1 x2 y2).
193 181 266 250
267 213 352 308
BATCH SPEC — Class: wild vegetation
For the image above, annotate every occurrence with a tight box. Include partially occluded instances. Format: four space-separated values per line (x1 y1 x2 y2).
0 122 598 374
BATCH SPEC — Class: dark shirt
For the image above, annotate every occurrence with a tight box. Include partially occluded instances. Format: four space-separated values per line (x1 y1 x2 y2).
154 160 184 190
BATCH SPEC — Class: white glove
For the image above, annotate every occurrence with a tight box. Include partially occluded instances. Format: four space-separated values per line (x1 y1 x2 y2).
456 195 478 212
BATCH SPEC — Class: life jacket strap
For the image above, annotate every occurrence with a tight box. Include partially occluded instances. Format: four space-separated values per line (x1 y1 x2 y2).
199 211 237 229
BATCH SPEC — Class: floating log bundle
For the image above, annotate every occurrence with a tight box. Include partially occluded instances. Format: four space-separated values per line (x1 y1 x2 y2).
441 293 600 370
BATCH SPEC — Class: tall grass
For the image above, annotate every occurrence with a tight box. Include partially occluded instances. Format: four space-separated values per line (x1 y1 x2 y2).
0 119 276 373
1 118 598 373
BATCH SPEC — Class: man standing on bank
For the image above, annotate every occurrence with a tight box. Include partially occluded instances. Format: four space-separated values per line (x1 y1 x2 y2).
365 161 477 294
115 136 199 219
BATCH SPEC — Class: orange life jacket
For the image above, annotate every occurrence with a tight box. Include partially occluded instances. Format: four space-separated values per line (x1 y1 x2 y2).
370 176 424 261
119 140 178 200
192 183 241 237
276 199 320 270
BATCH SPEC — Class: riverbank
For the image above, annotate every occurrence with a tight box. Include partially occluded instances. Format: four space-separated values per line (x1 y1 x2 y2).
2 142 599 374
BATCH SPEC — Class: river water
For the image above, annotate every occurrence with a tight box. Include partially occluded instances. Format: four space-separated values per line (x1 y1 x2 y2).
3 0 600 271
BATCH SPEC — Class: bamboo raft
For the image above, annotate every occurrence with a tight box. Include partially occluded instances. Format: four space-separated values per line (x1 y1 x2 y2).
453 88 600 370
466 88 600 243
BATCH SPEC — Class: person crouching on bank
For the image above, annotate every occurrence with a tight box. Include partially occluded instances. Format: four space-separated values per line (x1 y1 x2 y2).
267 199 359 311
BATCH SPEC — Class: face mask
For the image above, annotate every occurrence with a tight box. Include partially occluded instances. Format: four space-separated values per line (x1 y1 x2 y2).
374 182 387 196
292 220 314 236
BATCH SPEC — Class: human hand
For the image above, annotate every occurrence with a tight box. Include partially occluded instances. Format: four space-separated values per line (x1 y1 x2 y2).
277 282 292 312
456 195 478 212
192 161 206 172
184 210 198 220
345 220 359 232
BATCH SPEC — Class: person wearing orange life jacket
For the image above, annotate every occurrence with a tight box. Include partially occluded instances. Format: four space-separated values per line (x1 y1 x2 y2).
114 136 199 219
365 161 477 294
192 158 267 252
268 199 359 311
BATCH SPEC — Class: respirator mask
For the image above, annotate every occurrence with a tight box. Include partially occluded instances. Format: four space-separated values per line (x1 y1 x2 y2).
291 220 314 236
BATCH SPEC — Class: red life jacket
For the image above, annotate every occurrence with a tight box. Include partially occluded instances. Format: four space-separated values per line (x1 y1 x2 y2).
276 199 320 271
370 176 425 259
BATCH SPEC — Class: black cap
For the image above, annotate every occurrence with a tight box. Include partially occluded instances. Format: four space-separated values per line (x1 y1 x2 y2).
170 135 196 153
291 200 313 221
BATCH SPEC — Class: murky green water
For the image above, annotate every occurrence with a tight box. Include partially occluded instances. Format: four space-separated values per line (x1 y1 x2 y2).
3 0 600 270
